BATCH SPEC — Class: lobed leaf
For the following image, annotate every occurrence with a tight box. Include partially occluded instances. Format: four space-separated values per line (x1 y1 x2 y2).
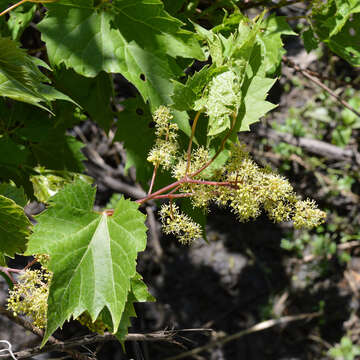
39 0 204 111
311 0 360 66
26 180 147 345
0 37 75 112
0 195 31 261
0 183 27 207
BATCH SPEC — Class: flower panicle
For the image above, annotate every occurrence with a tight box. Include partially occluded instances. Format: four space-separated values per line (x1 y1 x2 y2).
160 203 202 245
7 267 52 329
147 106 179 169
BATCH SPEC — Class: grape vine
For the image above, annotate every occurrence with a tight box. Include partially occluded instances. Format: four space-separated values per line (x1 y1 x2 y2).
0 0 359 357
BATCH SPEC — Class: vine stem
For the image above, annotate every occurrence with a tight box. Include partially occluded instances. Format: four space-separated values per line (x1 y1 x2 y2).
136 112 237 205
0 267 23 284
23 258 38 271
153 193 193 200
137 177 238 204
0 0 27 17
186 111 202 174
283 56 360 119
0 306 93 360
148 164 158 195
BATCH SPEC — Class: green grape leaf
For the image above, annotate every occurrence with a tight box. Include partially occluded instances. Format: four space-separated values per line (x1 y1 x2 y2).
325 16 360 66
113 292 137 341
0 135 29 168
31 168 93 203
30 134 85 173
0 37 74 112
0 254 6 266
161 0 187 15
302 28 319 53
131 272 155 303
0 183 27 207
196 69 241 137
186 14 277 137
0 195 31 260
312 0 360 66
257 15 297 74
54 68 114 132
109 273 154 341
114 97 156 186
0 102 85 195
7 3 37 41
25 180 148 345
171 65 228 111
39 1 203 110
312 0 360 37
0 135 31 190
237 74 277 132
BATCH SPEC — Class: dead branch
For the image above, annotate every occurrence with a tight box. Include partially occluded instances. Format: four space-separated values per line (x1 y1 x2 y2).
257 127 360 166
165 312 320 360
283 56 360 119
0 331 179 360
0 307 92 360
0 308 212 360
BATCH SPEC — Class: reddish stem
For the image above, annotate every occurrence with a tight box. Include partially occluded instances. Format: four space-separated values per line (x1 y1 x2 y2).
136 180 182 204
23 258 38 270
0 266 23 285
104 209 114 216
136 112 238 205
151 193 193 200
148 165 158 195
0 0 27 16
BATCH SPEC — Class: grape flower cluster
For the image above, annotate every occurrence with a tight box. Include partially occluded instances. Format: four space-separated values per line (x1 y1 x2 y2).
7 256 106 333
147 105 179 170
148 107 326 245
7 267 51 329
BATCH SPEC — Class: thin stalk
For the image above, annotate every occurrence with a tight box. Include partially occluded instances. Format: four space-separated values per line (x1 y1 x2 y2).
136 180 182 204
153 193 193 200
186 111 201 175
23 259 38 271
168 184 181 195
137 113 238 205
0 267 22 284
169 199 174 219
0 0 27 17
148 165 158 195
0 267 22 274
137 177 238 204
185 179 237 187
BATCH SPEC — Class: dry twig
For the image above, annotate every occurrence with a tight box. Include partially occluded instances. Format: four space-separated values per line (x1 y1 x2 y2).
0 306 92 360
283 56 360 119
164 312 320 360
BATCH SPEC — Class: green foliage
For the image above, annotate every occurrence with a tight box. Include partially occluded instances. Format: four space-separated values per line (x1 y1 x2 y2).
0 0 356 349
39 0 203 111
172 12 286 139
309 0 360 66
329 336 360 360
26 180 147 345
0 182 27 207
0 194 31 260
0 37 74 112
